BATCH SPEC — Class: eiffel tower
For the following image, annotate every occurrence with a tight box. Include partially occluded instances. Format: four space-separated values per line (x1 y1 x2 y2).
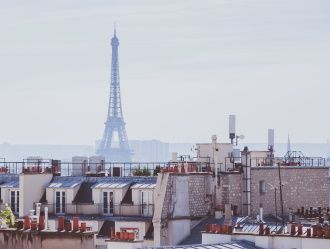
97 28 132 162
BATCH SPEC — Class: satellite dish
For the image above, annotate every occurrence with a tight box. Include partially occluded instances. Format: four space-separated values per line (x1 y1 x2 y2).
239 135 245 140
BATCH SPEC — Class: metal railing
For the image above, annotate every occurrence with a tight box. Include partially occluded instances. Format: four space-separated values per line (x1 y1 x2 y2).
41 203 154 218
0 155 327 176
0 160 218 175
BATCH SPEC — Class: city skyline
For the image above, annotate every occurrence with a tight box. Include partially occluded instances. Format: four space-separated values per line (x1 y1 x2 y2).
0 0 330 145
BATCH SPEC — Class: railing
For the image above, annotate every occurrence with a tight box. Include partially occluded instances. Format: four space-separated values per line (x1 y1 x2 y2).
0 160 224 175
41 203 154 218
236 156 327 167
0 155 327 176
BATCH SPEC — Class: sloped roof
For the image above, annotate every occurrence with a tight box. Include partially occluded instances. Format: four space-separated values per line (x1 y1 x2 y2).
131 183 156 189
91 182 130 189
0 175 19 188
98 220 115 237
90 176 157 189
47 176 84 189
142 240 261 249
73 181 96 204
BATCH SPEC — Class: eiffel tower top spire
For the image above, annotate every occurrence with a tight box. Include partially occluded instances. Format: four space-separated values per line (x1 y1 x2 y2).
97 28 132 162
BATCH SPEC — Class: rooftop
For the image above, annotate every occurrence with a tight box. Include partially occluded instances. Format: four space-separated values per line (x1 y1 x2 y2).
143 240 261 249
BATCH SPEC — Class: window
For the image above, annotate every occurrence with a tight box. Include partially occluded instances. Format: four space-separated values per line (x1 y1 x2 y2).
103 191 114 215
259 181 266 194
10 190 19 214
55 191 66 213
141 191 153 217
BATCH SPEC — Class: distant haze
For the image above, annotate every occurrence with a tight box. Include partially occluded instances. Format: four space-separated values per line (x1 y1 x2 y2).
0 0 329 145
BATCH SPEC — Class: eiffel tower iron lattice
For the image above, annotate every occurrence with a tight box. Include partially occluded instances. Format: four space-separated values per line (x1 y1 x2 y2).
97 28 132 162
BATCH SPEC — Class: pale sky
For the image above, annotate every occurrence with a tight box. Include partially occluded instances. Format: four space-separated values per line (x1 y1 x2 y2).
0 0 330 145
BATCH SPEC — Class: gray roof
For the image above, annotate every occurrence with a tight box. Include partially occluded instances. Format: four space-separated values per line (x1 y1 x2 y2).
0 175 19 188
47 176 85 189
48 176 156 188
91 182 130 189
142 240 261 249
131 183 156 189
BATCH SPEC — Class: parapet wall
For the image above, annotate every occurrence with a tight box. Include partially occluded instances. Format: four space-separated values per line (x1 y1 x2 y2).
0 229 95 249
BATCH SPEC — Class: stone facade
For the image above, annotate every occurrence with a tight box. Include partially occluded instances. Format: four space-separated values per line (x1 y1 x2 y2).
250 167 330 216
217 166 330 217
159 173 212 220
218 172 243 215
188 174 212 217
153 173 212 246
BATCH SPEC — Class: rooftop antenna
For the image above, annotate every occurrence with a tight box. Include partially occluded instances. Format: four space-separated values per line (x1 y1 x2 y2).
268 129 274 152
229 115 236 144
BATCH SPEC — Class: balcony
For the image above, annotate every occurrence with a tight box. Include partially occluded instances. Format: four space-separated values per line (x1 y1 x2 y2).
41 203 154 218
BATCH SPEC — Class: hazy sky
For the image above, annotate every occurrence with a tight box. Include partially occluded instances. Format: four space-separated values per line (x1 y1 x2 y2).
1 0 330 145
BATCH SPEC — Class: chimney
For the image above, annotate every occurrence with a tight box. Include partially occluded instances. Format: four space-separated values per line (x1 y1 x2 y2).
35 203 41 222
44 207 49 230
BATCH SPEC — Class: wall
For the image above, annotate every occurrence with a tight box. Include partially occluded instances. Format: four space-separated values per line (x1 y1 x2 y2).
131 188 154 205
153 173 212 246
0 229 94 249
167 219 191 245
92 186 128 206
19 174 53 217
217 166 330 217
188 174 212 216
250 167 330 216
106 241 144 249
46 188 78 214
218 172 243 214
196 143 233 171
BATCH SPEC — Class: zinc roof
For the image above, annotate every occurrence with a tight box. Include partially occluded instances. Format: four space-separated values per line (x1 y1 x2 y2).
142 240 260 249
47 176 84 189
131 183 156 189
